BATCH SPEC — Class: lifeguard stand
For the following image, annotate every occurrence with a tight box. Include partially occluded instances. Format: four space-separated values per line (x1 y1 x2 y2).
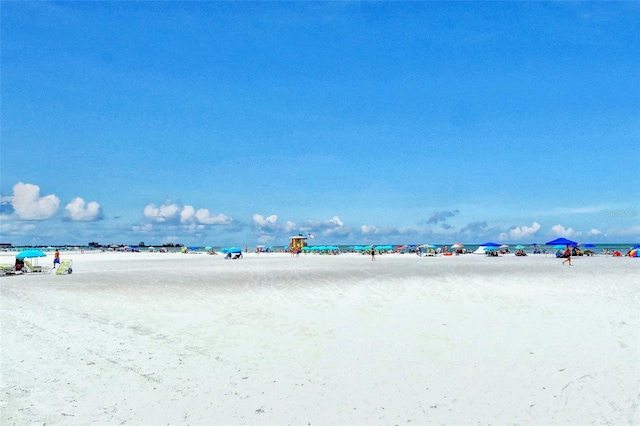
289 236 307 252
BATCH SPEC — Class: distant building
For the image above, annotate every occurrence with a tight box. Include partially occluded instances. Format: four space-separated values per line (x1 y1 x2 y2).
0 243 13 250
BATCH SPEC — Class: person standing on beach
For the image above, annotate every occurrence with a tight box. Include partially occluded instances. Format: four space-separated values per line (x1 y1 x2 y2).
53 249 60 268
562 246 572 266
371 247 376 261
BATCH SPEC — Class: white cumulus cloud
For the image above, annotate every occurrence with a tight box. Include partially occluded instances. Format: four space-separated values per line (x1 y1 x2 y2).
132 223 154 234
65 197 103 221
180 205 196 223
588 228 602 236
499 221 541 241
550 224 581 238
144 202 181 223
144 201 231 226
361 224 381 235
9 182 60 220
253 214 278 227
195 209 231 225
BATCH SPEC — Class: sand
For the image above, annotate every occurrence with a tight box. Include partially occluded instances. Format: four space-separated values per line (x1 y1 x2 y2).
1 251 638 425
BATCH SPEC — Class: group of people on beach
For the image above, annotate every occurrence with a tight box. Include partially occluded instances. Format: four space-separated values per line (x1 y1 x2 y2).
13 249 60 271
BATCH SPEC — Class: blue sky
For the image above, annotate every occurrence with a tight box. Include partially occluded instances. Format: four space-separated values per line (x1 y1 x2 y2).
1 1 639 247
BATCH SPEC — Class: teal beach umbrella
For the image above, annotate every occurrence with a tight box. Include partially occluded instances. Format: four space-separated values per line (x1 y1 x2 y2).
16 249 47 259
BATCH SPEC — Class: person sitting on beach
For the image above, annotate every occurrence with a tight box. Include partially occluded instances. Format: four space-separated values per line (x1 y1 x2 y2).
15 258 24 271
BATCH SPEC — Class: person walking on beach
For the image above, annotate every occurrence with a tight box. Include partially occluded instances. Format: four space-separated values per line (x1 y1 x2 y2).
371 247 376 261
562 246 572 266
53 249 60 268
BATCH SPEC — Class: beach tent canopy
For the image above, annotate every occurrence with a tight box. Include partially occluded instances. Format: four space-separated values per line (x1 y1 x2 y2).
15 249 46 259
478 242 501 247
545 238 578 246
222 247 242 253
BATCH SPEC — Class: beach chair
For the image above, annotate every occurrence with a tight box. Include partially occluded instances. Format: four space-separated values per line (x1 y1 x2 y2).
0 264 17 276
24 260 52 274
56 259 73 275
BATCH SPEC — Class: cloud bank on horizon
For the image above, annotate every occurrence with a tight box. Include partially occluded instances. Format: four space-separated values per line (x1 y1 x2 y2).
1 182 637 246
1 2 638 246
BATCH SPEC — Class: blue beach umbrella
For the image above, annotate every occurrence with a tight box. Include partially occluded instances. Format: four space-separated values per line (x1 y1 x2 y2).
15 249 47 259
479 242 501 247
546 238 578 247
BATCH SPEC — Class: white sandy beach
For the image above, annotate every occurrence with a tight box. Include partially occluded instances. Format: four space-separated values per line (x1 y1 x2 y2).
1 251 638 425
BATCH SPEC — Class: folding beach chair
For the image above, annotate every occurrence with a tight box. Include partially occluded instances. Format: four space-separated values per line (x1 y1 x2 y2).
0 264 17 276
56 259 73 275
24 260 52 274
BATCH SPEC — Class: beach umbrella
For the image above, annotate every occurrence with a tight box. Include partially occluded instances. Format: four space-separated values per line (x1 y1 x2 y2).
499 244 509 248
479 242 501 247
552 245 566 250
515 245 525 249
15 249 47 259
483 246 498 251
546 238 578 247
629 249 639 257
418 244 436 248
632 244 640 249
451 243 464 248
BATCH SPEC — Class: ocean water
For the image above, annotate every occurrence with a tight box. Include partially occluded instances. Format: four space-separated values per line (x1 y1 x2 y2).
5 243 636 255
182 243 637 254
